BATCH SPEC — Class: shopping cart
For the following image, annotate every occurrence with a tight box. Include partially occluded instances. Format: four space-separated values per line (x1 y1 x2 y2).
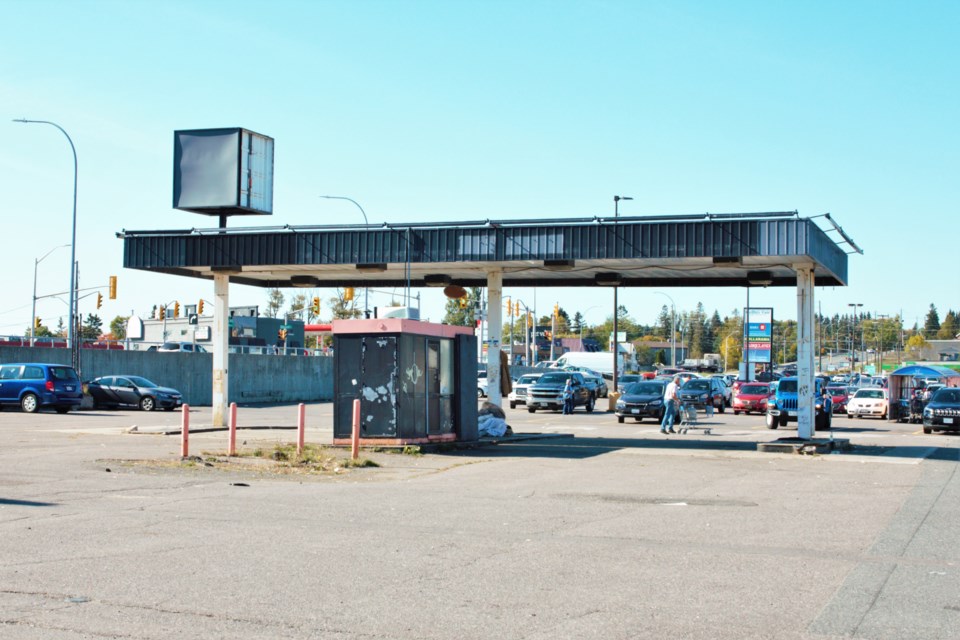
678 402 712 435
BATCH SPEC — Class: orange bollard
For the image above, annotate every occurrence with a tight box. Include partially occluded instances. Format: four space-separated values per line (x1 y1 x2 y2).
351 398 361 460
228 402 238 456
297 403 306 456
181 404 190 458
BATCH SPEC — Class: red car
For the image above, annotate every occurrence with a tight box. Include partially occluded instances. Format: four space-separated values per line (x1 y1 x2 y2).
826 384 849 414
732 383 771 415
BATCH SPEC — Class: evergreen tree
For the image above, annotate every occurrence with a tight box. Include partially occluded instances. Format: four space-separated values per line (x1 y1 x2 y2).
656 305 672 341
571 311 584 333
937 310 958 339
109 315 129 340
923 304 940 337
80 314 103 340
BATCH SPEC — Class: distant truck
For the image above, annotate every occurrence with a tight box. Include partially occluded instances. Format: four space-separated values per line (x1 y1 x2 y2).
680 353 721 373
553 352 626 378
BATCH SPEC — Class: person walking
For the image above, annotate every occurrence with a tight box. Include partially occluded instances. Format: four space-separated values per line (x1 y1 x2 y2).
562 378 575 415
660 375 681 433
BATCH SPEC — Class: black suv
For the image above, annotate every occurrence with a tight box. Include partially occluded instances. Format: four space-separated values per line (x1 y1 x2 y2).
526 371 595 413
678 377 727 413
922 387 960 434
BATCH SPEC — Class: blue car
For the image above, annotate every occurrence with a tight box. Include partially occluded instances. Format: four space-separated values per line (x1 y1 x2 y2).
0 362 83 413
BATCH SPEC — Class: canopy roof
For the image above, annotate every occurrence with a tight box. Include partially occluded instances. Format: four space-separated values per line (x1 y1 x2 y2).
889 365 960 379
119 212 849 289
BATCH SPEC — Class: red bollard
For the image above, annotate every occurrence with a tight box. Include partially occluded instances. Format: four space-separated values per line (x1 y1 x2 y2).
181 404 190 458
351 399 361 460
297 403 306 456
228 402 238 456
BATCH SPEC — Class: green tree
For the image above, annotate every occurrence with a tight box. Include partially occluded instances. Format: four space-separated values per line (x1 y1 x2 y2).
442 287 482 326
656 305 672 341
923 304 940 337
905 334 928 360
265 288 285 319
936 310 957 339
26 323 54 338
571 311 584 334
80 314 103 340
109 315 129 340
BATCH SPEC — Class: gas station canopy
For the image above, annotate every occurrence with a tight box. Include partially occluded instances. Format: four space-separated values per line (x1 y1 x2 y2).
119 211 848 289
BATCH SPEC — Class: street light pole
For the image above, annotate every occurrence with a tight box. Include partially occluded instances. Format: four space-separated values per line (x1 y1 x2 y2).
848 303 863 375
14 119 78 363
31 244 70 346
612 196 632 393
320 195 370 317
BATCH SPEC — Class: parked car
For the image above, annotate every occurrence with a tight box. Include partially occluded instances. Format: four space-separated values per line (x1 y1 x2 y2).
0 362 83 413
85 375 183 411
678 377 727 413
922 387 960 434
526 371 594 413
711 376 732 406
578 371 609 398
616 373 643 393
826 384 849 414
846 388 888 420
766 376 832 430
508 373 542 409
675 371 701 386
732 383 771 415
477 371 488 398
156 341 207 353
615 380 668 423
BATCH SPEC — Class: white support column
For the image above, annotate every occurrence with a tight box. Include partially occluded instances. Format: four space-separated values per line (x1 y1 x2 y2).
486 271 503 407
212 274 230 427
796 266 816 439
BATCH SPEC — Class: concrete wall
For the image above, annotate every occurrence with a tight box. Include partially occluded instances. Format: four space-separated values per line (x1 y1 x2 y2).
0 347 333 406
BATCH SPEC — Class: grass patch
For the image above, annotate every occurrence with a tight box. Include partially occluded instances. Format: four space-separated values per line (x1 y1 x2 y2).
199 442 380 475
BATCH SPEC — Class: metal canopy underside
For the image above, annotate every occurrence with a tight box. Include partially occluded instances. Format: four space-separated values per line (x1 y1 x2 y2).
119 213 848 288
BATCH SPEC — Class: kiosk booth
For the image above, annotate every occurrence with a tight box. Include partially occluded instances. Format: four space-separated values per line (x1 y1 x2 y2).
332 319 478 445
887 364 960 421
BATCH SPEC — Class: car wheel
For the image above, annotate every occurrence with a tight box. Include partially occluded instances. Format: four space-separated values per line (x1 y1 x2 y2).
717 401 725 414
734 410 740 415
847 413 853 419
779 415 788 428
477 389 484 398
922 426 932 434
585 397 595 413
140 396 156 412
509 402 516 409
765 413 778 430
634 417 643 423
528 407 536 413
20 393 39 413
617 416 624 424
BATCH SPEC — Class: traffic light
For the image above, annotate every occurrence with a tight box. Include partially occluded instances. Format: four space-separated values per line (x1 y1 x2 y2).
545 330 552 340
459 297 467 309
279 328 288 341
344 287 354 302
158 306 165 320
108 275 117 299
96 292 103 309
312 296 321 314
198 299 205 315
514 301 519 317
173 301 180 318
504 297 511 312
34 316 41 329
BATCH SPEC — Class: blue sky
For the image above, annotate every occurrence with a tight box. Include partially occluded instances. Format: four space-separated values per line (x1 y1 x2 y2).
3 0 957 336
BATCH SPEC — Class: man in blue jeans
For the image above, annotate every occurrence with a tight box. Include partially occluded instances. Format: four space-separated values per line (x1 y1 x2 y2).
562 379 575 415
660 376 681 434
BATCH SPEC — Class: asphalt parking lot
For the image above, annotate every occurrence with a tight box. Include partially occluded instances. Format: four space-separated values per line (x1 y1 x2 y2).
1 402 958 639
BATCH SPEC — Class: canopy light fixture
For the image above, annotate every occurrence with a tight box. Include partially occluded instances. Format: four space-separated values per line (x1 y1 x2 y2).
746 270 774 287
424 274 452 287
595 272 623 287
356 263 387 273
544 259 575 271
290 275 320 288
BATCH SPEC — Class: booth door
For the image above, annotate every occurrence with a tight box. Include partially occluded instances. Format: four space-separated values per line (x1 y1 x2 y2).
427 340 441 435
360 336 399 438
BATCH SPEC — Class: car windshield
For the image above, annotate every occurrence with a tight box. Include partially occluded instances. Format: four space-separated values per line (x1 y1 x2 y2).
517 375 540 384
625 382 665 395
778 380 798 393
127 376 158 388
932 389 960 403
539 373 572 384
741 385 769 395
685 380 710 391
855 389 884 399
827 385 846 393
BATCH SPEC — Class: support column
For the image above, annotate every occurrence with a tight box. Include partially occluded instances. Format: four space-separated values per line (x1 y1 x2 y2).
486 271 503 407
796 266 816 439
212 274 230 427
